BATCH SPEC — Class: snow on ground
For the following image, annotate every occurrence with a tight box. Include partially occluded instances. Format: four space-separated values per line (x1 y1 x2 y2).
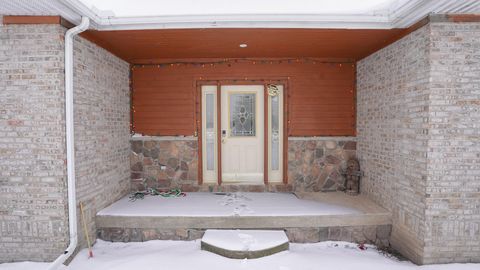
202 230 289 251
0 262 58 270
1 240 478 270
97 192 360 217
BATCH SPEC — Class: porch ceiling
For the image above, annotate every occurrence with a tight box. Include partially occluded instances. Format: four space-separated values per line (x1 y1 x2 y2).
84 28 407 63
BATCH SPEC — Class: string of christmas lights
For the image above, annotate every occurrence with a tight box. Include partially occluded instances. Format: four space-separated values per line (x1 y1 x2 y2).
131 58 354 69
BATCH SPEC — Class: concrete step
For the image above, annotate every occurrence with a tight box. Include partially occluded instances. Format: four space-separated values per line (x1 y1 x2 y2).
200 229 289 259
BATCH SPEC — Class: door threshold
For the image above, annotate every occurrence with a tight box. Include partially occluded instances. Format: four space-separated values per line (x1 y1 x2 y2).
220 182 265 185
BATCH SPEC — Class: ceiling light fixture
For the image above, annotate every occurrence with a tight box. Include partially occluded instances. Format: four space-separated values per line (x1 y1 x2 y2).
239 43 248 48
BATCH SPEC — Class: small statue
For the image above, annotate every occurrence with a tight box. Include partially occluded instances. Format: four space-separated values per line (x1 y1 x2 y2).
343 158 362 195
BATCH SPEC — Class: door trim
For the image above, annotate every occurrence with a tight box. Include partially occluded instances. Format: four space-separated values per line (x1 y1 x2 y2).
263 84 268 184
196 78 289 185
216 82 222 185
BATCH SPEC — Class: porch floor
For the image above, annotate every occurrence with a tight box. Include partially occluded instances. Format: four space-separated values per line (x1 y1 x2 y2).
97 192 361 217
96 192 391 229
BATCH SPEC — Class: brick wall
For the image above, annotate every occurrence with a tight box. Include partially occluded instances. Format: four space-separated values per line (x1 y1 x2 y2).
0 23 68 262
0 22 130 262
357 18 480 264
357 24 431 264
72 36 131 251
424 21 480 264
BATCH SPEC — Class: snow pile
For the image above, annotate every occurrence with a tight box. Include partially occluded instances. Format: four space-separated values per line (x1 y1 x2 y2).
1 240 478 270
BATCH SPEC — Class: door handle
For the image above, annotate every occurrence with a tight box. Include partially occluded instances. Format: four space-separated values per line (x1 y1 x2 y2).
221 129 227 144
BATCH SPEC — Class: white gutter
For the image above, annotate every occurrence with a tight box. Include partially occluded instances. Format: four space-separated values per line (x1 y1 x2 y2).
47 16 90 270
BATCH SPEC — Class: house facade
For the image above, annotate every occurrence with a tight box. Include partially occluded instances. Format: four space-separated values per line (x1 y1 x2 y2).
0 0 479 266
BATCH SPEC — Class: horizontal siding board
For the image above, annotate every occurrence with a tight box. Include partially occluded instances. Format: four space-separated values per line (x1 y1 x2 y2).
292 118 355 124
134 130 193 136
133 100 193 106
292 89 352 94
133 91 193 98
132 60 355 136
291 105 354 111
133 81 194 88
290 98 354 104
135 124 193 130
135 119 193 124
291 112 354 118
291 123 354 127
289 130 355 136
134 111 194 117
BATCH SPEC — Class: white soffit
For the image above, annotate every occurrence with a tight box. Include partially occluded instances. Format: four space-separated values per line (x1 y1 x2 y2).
0 0 480 30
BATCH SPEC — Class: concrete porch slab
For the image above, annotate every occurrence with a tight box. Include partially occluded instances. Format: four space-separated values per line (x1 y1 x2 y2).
96 192 392 247
96 192 391 229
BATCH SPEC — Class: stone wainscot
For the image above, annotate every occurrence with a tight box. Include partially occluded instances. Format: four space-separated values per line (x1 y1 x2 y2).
130 136 356 192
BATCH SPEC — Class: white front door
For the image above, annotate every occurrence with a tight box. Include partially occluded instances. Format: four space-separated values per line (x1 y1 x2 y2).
221 85 264 183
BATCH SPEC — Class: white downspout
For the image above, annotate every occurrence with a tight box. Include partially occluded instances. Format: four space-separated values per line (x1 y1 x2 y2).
48 16 90 270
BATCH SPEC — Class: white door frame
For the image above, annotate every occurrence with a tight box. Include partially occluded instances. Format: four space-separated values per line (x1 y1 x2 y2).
199 82 285 185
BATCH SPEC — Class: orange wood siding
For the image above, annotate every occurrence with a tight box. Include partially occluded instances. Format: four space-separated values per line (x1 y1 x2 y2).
132 60 355 136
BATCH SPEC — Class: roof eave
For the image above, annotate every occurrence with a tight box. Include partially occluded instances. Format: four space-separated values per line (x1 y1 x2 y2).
6 0 480 30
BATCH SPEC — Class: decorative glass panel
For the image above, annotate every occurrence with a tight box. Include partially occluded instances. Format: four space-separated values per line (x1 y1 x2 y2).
271 95 280 170
230 93 256 136
205 94 215 170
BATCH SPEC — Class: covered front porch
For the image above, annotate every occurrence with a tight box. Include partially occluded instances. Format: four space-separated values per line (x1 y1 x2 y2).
2 0 479 264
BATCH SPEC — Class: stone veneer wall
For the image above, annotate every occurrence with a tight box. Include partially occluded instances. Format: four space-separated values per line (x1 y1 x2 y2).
0 22 130 262
130 137 356 192
288 138 356 191
98 224 391 249
130 137 289 192
131 137 199 191
357 18 480 264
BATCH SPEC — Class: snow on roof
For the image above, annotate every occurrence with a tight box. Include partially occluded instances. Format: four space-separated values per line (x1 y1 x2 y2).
78 0 398 17
1 0 480 30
